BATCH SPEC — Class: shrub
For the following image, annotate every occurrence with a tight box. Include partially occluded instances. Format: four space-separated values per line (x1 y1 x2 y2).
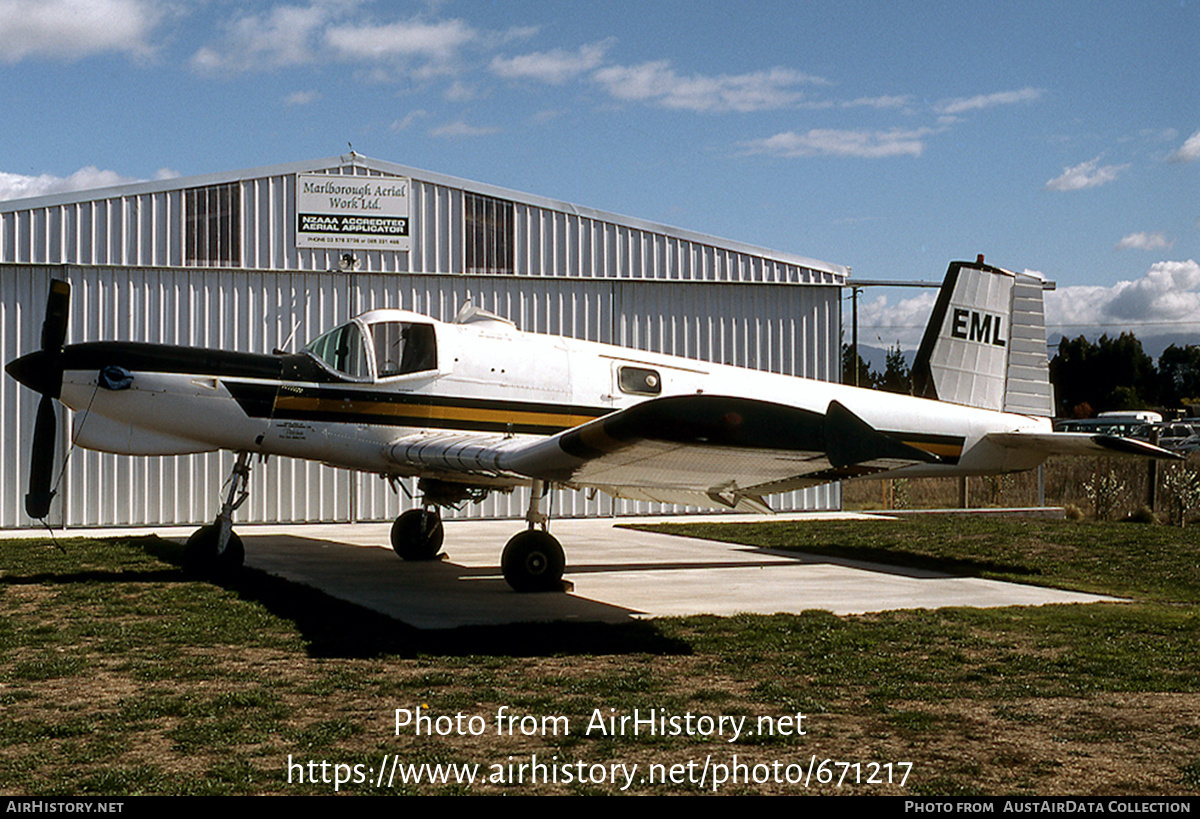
1162 465 1200 528
1084 469 1127 521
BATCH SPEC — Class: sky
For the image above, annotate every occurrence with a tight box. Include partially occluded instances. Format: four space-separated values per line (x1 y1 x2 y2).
0 0 1197 354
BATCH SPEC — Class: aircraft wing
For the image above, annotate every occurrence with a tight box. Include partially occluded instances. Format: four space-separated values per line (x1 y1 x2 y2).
984 431 1184 460
386 396 941 512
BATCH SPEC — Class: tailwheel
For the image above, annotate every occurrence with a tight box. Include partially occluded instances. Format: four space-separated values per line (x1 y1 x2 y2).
501 529 566 593
391 508 444 561
182 524 245 578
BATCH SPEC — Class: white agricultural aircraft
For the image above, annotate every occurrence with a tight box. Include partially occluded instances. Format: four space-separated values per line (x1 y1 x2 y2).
6 258 1179 592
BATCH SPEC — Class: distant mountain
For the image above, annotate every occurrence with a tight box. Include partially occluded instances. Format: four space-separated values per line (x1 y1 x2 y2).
1046 333 1200 360
851 334 1200 379
852 343 916 376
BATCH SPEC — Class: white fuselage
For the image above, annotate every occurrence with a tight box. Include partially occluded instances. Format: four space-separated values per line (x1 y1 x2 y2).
59 308 1053 491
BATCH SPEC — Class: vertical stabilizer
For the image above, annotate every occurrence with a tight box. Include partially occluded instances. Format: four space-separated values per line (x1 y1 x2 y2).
911 259 1053 416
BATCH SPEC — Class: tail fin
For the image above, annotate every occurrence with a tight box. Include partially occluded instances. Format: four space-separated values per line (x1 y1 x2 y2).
911 258 1053 416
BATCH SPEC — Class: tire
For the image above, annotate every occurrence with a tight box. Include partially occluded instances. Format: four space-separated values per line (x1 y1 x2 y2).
501 530 565 592
183 524 245 578
390 509 444 560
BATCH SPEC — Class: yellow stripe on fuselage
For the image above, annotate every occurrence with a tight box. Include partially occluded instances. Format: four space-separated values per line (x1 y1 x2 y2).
274 394 597 430
902 440 964 458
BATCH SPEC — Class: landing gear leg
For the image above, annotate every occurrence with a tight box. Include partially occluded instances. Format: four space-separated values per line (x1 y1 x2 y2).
184 451 250 578
501 480 567 593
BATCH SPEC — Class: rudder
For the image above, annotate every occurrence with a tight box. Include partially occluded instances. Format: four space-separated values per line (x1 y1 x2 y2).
911 257 1053 416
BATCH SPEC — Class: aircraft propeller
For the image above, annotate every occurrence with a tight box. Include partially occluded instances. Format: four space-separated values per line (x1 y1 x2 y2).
10 279 70 519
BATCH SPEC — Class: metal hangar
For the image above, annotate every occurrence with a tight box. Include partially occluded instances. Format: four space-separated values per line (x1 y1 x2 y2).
0 153 848 530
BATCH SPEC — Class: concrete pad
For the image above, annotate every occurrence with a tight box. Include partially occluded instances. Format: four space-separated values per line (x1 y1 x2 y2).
184 515 1117 628
13 513 1118 628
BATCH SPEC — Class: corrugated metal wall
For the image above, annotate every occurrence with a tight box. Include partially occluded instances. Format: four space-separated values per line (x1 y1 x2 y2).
1 156 844 530
0 158 843 287
2 265 839 529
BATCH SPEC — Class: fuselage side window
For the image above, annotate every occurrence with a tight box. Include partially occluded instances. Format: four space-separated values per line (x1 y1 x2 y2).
371 321 438 378
303 322 369 379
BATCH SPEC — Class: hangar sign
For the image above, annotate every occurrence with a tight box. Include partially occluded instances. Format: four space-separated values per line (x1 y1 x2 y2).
296 173 410 250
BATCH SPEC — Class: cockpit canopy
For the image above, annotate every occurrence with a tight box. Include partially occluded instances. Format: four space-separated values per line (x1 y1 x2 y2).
303 319 437 380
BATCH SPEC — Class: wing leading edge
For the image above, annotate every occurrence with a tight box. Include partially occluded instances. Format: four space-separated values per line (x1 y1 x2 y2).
386 395 941 512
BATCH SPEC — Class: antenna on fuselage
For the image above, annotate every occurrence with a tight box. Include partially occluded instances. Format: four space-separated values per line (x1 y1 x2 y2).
276 320 303 354
273 291 308 354
452 300 476 324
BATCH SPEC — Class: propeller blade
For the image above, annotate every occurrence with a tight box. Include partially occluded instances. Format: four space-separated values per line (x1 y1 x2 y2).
26 394 57 519
23 279 71 519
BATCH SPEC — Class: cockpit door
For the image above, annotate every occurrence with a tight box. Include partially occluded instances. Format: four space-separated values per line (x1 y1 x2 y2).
368 320 440 381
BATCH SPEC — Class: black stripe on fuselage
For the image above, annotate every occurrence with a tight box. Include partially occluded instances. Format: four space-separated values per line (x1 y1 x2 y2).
224 381 612 436
59 341 610 435
60 341 336 382
61 341 966 459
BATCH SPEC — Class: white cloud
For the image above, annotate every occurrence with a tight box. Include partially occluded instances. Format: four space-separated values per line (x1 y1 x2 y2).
1041 261 1200 336
0 0 166 63
1044 156 1129 191
1131 127 1178 144
191 2 343 72
390 109 428 131
1168 129 1200 163
444 80 477 101
283 89 322 106
0 166 140 200
593 61 827 113
841 95 912 109
741 128 934 159
325 18 476 61
1101 260 1200 324
855 291 939 348
856 261 1200 348
193 5 479 76
429 120 499 138
490 40 611 85
934 87 1042 116
1115 231 1173 252
494 25 540 45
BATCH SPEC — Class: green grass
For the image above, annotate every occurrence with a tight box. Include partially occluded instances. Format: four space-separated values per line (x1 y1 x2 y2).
631 516 1200 602
2 518 1199 795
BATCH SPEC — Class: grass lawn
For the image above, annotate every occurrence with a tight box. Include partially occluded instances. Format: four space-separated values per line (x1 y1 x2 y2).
1 517 1198 795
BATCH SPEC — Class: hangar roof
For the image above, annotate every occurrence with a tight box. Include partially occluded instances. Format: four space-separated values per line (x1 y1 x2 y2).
0 153 847 280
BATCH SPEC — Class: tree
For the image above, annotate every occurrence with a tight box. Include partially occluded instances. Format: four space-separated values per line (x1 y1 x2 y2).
1049 335 1097 416
1158 345 1200 409
879 343 912 395
1097 332 1157 409
841 343 878 388
1049 332 1156 415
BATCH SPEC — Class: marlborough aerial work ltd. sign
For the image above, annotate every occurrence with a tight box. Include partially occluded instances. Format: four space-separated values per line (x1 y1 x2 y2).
296 173 411 251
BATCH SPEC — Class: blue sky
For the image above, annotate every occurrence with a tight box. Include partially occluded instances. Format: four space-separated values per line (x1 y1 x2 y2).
1 0 1197 350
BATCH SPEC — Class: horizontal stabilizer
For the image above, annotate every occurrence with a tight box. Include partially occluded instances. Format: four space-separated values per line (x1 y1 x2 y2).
985 431 1183 460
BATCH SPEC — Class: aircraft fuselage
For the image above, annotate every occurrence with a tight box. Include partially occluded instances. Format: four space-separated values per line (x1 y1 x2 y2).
17 307 1052 497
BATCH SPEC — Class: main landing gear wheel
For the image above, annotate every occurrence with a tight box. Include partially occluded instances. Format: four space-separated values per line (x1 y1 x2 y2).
391 508 444 561
182 524 245 578
501 530 566 593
